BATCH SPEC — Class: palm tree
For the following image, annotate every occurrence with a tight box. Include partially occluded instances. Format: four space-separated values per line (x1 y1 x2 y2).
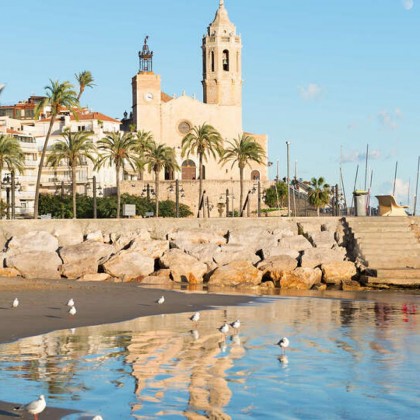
181 123 223 216
75 70 95 101
220 133 266 215
134 130 154 180
95 132 138 218
144 141 180 217
308 177 331 216
47 130 96 218
33 80 79 219
0 134 25 216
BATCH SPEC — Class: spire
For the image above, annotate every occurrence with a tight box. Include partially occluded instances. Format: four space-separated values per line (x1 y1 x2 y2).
219 0 225 7
210 0 234 31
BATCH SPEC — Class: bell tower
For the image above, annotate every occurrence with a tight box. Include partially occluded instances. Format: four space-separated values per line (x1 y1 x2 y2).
202 0 242 106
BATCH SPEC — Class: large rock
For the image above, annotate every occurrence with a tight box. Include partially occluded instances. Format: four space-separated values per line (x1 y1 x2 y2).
208 260 263 287
52 224 84 246
103 251 155 281
280 267 322 290
7 231 59 256
257 255 298 284
182 243 221 269
306 231 337 248
321 261 357 284
6 251 62 279
59 240 115 279
228 228 277 253
213 244 260 266
168 229 226 250
159 249 208 284
301 247 346 268
279 235 313 251
260 246 300 260
85 230 105 242
110 229 151 250
129 238 169 258
140 269 172 285
78 273 111 282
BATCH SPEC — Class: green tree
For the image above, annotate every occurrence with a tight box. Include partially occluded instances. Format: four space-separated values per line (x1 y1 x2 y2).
134 130 154 180
0 134 25 216
308 176 331 216
95 132 138 218
47 130 96 218
144 141 180 217
75 70 95 101
33 80 79 219
264 181 288 208
181 123 223 216
220 134 265 215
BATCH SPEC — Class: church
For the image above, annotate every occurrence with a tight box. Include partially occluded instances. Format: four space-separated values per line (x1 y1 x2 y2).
129 0 269 185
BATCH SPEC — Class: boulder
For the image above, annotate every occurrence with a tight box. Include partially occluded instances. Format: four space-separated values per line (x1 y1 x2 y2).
279 235 312 251
342 279 363 291
213 244 260 266
6 251 62 279
52 224 84 246
280 267 322 290
6 231 59 256
59 241 115 279
159 249 208 284
128 238 169 258
85 230 105 242
208 260 263 287
140 269 172 285
272 226 298 240
0 267 20 277
182 243 221 268
301 247 346 268
321 261 357 284
306 231 337 248
257 255 298 284
168 229 226 249
103 251 155 282
110 229 151 250
298 221 322 235
78 273 111 282
228 228 277 253
260 246 300 260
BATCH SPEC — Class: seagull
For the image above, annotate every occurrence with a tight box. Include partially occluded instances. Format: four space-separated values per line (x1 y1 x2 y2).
68 305 77 316
16 395 46 420
157 296 165 304
67 298 75 307
230 319 240 330
12 297 19 308
190 312 200 323
218 322 229 335
277 337 290 354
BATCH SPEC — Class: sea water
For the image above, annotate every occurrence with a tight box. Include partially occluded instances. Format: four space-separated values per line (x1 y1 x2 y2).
0 293 418 419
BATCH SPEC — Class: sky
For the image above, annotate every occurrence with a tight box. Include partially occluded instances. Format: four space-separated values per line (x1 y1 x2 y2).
1 0 419 209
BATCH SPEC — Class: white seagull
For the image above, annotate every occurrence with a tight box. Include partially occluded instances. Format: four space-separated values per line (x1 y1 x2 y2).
67 298 75 307
21 395 46 420
68 305 77 316
190 312 200 323
230 319 240 330
157 296 165 304
277 337 290 354
12 297 19 308
218 322 230 335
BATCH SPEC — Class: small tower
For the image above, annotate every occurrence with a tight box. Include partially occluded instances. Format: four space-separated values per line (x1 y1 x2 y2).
139 36 153 72
132 36 161 130
202 0 242 106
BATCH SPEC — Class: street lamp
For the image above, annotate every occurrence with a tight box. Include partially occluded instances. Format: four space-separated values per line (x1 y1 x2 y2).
141 183 155 201
218 189 230 217
286 141 291 217
168 180 185 217
86 176 103 218
2 172 21 220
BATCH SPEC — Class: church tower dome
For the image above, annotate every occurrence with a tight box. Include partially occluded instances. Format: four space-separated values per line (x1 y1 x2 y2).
202 0 242 106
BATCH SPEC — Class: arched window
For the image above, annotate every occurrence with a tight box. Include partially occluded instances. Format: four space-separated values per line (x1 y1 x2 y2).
165 166 174 180
211 51 215 72
251 170 260 180
182 159 196 180
222 50 229 71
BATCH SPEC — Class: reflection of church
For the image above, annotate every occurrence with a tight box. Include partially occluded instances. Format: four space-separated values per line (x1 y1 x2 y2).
129 0 268 183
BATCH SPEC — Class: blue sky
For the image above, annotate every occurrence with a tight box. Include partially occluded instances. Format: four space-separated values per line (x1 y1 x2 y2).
1 0 419 208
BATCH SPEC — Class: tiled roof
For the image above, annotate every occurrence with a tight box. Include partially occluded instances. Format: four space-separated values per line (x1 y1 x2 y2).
161 92 173 103
38 110 120 124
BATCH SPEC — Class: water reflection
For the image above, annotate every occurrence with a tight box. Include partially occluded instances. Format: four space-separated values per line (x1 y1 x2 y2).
0 295 418 419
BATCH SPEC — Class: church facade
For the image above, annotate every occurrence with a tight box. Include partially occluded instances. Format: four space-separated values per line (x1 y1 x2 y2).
130 0 268 184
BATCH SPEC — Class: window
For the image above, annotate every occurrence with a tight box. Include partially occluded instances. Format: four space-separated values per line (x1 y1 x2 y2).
211 51 215 72
222 50 229 71
178 121 191 135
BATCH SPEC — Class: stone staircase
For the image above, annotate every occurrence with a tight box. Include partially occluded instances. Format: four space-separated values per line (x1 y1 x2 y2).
343 217 420 287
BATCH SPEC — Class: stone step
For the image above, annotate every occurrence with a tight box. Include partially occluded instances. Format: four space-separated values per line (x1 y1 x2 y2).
361 248 420 256
358 244 420 253
376 268 420 279
353 231 415 240
361 275 420 287
365 257 420 269
350 227 411 235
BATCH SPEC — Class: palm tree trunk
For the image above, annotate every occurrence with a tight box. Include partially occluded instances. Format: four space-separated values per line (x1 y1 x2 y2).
198 153 203 218
155 169 159 217
239 166 244 216
34 115 56 219
0 163 3 218
71 163 77 218
116 164 121 218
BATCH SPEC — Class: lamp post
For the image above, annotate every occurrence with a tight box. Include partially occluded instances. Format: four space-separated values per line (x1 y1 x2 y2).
142 183 155 201
2 172 20 220
286 141 291 217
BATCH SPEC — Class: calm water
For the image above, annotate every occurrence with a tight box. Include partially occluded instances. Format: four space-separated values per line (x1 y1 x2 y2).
0 293 418 419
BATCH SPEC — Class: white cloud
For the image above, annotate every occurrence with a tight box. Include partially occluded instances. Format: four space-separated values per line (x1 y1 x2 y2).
299 83 323 101
402 0 414 10
341 149 382 163
377 109 402 130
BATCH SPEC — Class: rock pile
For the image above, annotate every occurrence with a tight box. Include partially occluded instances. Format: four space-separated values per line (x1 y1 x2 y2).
0 220 362 290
